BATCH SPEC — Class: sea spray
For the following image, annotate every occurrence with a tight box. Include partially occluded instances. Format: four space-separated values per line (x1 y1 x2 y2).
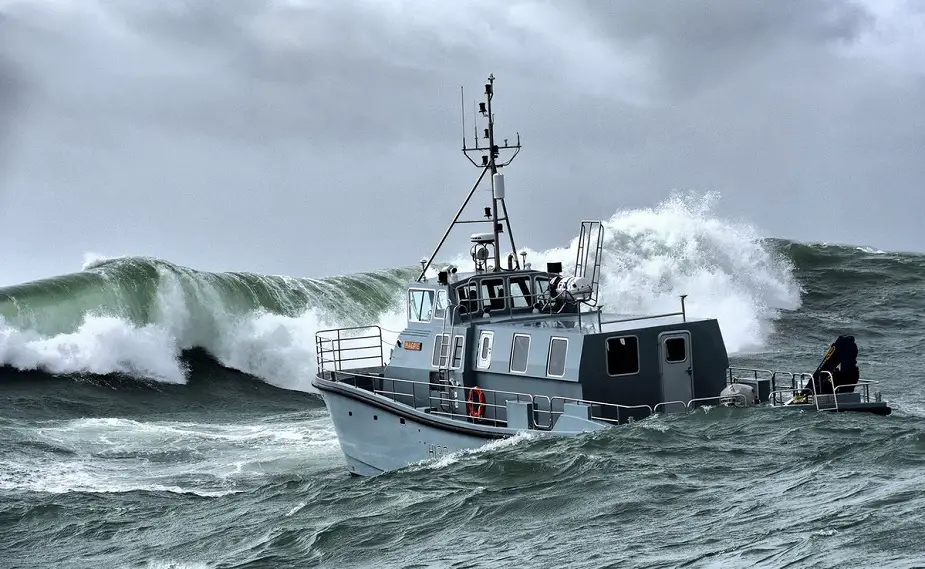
503 192 802 352
0 193 800 387
0 259 413 389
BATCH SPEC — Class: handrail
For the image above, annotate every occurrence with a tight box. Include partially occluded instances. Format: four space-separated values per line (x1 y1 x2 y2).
531 394 553 429
406 276 692 333
551 396 653 425
328 369 535 424
315 326 385 374
319 368 658 429
598 311 685 326
727 367 795 393
654 400 687 414
686 394 748 409
767 372 879 408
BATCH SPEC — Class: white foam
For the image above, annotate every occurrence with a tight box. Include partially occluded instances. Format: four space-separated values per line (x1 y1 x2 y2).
0 261 407 390
0 192 799 386
0 413 339 495
0 314 187 383
407 430 541 472
140 562 213 569
506 192 801 353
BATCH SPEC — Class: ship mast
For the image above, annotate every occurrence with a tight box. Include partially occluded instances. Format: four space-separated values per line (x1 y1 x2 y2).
417 74 523 281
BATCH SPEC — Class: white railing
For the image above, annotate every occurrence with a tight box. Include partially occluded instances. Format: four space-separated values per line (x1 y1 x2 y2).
315 325 386 374
320 369 659 429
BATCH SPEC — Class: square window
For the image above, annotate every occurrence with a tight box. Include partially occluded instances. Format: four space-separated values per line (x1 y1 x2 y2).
408 290 434 322
665 337 687 362
509 276 532 308
606 336 639 375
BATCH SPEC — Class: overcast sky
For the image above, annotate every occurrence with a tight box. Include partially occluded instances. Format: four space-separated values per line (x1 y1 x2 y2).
0 0 923 285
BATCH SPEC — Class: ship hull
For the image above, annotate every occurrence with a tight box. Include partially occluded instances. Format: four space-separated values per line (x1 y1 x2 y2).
313 374 616 476
315 377 517 476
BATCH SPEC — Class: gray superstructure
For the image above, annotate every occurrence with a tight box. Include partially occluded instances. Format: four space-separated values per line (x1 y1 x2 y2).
312 75 891 477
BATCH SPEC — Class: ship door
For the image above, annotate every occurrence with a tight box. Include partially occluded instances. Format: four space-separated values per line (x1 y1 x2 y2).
658 331 693 408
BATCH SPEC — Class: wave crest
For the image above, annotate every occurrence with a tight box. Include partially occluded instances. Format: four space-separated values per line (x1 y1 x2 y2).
1 192 804 387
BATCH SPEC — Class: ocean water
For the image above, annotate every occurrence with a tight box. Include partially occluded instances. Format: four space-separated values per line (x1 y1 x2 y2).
2 195 924 568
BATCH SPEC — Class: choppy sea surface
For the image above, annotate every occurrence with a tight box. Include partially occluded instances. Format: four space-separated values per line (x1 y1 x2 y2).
3 196 924 568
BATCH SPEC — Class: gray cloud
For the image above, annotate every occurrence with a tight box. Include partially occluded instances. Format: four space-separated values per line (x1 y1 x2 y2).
572 0 873 97
0 41 27 180
0 0 922 286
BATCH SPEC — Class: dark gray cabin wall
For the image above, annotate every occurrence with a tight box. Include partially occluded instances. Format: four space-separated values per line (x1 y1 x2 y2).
688 319 730 398
578 319 730 414
578 328 661 413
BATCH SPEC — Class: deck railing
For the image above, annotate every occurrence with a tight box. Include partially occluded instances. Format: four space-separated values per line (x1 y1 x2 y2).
433 278 689 331
729 366 881 408
315 326 386 374
317 368 755 432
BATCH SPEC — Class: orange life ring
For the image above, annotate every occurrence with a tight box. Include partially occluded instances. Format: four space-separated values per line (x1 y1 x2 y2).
467 386 486 419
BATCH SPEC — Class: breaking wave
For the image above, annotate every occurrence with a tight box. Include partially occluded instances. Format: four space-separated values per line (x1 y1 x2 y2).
0 193 802 389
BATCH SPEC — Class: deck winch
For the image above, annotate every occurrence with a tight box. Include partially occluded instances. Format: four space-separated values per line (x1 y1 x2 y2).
718 383 757 407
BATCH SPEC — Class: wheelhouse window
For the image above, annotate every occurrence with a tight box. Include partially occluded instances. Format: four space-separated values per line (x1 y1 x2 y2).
480 279 506 312
510 334 531 373
432 334 450 367
606 336 639 376
456 282 479 315
408 289 435 322
434 289 448 319
547 337 568 377
509 276 532 308
533 276 550 302
665 337 687 362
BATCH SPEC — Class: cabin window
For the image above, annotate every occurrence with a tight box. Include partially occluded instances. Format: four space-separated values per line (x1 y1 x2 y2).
510 334 531 373
451 335 465 369
509 276 532 308
547 337 568 377
408 289 435 322
665 337 687 362
534 276 550 301
434 290 448 319
480 279 506 312
606 336 639 376
456 282 479 315
476 331 494 369
432 334 450 367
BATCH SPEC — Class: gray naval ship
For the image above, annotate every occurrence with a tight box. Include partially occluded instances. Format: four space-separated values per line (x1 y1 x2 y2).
312 74 891 477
